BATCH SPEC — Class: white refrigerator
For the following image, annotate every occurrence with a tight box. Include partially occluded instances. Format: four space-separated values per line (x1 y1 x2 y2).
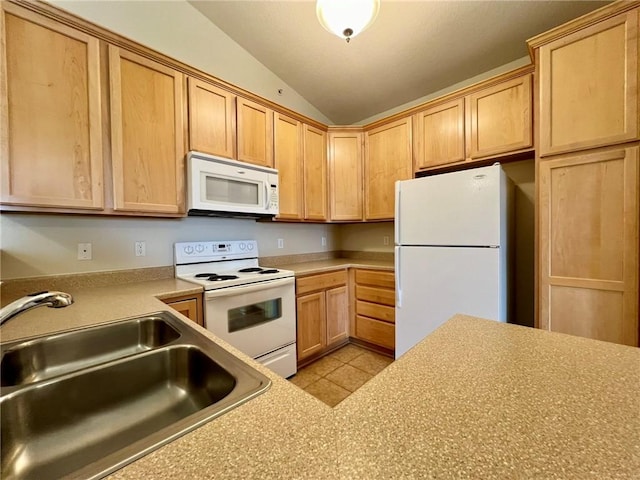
394 164 512 359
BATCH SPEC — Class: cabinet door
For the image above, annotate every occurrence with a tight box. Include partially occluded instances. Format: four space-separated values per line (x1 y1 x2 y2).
109 46 185 214
538 9 638 156
303 124 327 220
164 299 200 326
414 98 465 170
0 4 103 209
468 75 532 159
364 117 412 220
328 130 363 221
274 113 303 220
326 286 349 347
237 97 273 167
296 292 326 361
539 146 638 346
162 293 203 326
188 77 235 158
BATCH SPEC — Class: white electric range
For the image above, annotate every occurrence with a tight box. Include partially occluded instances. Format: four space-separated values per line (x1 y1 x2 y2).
174 240 297 378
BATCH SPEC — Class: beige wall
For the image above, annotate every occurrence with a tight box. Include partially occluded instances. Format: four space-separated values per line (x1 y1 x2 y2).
0 214 337 279
338 223 395 253
502 160 536 328
48 0 332 125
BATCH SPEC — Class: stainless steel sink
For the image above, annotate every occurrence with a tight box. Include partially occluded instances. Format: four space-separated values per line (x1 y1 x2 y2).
1 316 181 387
0 312 271 480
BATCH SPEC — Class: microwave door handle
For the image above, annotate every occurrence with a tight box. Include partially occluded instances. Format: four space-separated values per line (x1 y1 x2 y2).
205 277 294 299
264 183 269 210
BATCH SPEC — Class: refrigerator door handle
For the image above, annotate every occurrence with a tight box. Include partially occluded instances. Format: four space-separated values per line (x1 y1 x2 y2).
395 182 401 244
395 247 402 308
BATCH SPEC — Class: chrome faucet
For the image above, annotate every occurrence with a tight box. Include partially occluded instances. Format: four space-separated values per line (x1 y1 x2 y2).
0 291 74 326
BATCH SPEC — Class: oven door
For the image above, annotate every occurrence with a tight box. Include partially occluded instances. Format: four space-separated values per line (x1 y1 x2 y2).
204 277 296 359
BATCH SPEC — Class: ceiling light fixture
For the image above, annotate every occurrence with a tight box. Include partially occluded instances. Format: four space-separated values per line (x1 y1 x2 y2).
316 0 380 43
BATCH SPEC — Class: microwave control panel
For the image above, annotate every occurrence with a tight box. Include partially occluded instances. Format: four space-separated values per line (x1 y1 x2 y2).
269 185 278 210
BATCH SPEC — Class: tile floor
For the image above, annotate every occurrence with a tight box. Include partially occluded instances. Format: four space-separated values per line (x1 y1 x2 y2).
288 344 393 407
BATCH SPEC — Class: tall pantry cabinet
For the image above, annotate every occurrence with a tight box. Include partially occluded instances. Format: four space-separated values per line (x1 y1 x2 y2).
530 5 639 346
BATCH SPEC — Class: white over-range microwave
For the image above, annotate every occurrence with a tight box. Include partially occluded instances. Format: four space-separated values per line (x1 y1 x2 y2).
187 151 279 219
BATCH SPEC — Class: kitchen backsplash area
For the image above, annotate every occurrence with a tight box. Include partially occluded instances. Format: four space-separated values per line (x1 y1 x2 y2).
338 223 395 253
0 214 341 280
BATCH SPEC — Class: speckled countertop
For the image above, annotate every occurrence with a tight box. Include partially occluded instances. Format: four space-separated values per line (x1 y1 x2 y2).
1 280 639 479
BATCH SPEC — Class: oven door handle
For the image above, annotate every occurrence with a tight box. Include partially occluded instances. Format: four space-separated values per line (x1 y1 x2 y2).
204 277 294 299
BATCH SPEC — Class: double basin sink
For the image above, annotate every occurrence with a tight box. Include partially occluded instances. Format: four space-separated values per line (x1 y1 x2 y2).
0 311 271 479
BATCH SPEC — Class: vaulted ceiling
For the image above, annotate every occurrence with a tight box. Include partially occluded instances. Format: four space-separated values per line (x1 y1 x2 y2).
190 1 610 124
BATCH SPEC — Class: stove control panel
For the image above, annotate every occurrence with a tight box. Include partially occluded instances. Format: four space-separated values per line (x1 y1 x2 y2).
175 240 258 264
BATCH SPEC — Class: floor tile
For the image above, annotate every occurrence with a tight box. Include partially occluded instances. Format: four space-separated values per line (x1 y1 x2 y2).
303 355 343 377
327 344 367 363
288 369 321 389
348 351 393 375
304 378 351 407
325 364 372 392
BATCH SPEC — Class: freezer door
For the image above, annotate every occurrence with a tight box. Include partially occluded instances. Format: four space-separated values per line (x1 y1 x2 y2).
396 164 503 246
395 246 505 359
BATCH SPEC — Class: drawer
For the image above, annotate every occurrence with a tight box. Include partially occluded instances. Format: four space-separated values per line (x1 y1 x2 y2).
356 300 395 324
296 269 347 296
355 315 395 349
355 269 395 289
355 285 395 306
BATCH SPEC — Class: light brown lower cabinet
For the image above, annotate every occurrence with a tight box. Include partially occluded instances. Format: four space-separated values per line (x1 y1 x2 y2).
162 293 204 326
538 145 639 346
296 270 349 363
352 269 396 350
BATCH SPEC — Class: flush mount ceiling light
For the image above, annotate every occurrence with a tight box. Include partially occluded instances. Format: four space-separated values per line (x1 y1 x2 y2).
316 0 380 43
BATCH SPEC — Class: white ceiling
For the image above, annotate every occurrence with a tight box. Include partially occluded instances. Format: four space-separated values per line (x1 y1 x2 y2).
189 1 610 125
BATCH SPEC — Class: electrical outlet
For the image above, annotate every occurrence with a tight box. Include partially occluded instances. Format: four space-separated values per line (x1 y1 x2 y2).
383 236 390 246
321 236 327 247
77 243 92 260
277 238 284 249
135 241 146 257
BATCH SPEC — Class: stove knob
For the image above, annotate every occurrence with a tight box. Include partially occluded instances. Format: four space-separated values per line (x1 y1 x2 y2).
239 242 246 250
195 244 205 253
247 243 254 251
184 245 194 255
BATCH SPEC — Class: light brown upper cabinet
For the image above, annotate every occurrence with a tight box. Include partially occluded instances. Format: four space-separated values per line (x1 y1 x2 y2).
109 46 185 214
0 3 104 210
538 146 638 346
537 9 638 156
236 97 274 168
468 75 532 159
187 77 236 159
413 73 532 172
364 117 412 220
274 113 303 220
413 98 465 170
328 129 363 221
303 124 328 221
